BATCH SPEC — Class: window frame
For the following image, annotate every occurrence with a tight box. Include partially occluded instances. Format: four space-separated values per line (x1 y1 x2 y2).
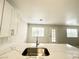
32 27 45 37
52 28 56 42
66 28 78 38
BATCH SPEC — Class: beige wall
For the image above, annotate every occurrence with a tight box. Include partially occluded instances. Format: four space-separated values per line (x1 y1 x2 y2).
27 24 79 46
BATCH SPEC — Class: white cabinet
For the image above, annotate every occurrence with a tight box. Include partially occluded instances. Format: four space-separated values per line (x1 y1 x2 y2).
0 0 4 28
0 0 18 37
1 1 12 36
10 8 18 36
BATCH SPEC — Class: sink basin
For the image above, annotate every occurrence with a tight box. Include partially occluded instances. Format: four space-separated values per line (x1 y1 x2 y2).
22 47 50 56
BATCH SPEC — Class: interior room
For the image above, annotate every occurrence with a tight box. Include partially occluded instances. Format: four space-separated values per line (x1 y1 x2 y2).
0 0 79 59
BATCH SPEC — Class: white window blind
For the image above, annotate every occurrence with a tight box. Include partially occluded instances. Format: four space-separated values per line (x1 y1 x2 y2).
52 29 56 42
32 27 44 37
67 29 78 38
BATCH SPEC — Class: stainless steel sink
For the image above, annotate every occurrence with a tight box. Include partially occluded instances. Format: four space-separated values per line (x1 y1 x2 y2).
22 47 50 56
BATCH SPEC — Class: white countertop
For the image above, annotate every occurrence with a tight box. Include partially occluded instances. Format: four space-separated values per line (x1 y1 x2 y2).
0 43 79 59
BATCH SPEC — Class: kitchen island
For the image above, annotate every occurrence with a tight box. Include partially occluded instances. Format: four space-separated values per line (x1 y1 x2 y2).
0 43 79 59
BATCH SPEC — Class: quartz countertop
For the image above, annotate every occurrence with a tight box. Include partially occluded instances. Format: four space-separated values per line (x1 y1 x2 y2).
0 43 79 59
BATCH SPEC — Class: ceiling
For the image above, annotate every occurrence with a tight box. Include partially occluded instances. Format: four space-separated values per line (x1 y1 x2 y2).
13 0 79 25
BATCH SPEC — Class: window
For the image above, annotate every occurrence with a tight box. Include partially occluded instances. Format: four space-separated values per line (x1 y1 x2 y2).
32 27 44 37
67 29 78 37
52 29 56 42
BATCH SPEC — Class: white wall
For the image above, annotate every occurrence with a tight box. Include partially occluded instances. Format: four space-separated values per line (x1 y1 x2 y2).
13 19 28 43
